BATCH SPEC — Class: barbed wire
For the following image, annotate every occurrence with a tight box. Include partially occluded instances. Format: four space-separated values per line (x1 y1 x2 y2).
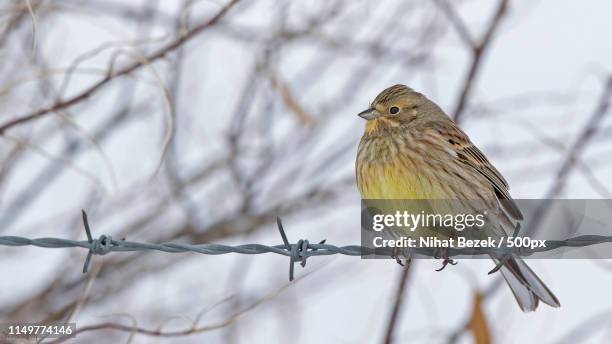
1 211 612 281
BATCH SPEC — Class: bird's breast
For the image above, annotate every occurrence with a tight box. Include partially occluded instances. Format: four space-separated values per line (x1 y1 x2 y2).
356 134 447 199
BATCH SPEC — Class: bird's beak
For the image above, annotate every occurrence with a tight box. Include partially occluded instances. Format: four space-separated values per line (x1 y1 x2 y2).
358 108 380 120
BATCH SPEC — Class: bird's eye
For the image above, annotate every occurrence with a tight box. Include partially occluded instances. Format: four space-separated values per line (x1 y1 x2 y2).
389 106 400 115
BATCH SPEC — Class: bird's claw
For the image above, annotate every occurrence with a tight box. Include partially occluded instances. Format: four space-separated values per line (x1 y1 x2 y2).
391 247 411 267
433 247 457 271
435 257 457 271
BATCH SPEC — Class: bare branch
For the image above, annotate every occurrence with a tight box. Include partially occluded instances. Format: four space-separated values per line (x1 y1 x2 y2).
447 0 509 123
48 275 304 343
544 77 612 198
433 0 475 47
383 263 413 344
0 0 239 135
269 73 317 127
525 76 612 235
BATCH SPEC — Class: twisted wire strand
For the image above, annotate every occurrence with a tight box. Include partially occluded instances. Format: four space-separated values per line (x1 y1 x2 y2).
1 211 611 280
0 236 367 256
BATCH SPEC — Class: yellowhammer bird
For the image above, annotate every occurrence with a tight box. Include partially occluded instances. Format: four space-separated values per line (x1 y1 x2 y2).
355 84 560 311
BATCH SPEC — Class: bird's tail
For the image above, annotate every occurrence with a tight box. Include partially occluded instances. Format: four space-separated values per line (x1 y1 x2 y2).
496 257 560 312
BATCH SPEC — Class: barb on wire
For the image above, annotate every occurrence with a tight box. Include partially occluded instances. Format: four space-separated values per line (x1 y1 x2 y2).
81 210 114 273
276 217 326 281
1 211 612 281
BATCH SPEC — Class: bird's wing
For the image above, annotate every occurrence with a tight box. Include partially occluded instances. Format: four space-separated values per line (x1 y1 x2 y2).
432 121 524 220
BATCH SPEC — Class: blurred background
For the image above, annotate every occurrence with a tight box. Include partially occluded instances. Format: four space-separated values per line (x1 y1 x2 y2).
1 0 612 343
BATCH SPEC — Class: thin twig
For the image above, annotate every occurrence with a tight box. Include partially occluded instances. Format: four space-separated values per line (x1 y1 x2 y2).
0 0 239 135
544 76 612 199
525 76 612 235
383 263 413 344
433 0 474 47
445 0 509 123
47 273 307 343
24 0 38 58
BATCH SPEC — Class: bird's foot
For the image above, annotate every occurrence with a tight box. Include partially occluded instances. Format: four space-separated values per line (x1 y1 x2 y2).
391 246 404 266
391 247 411 267
435 257 457 271
433 247 457 271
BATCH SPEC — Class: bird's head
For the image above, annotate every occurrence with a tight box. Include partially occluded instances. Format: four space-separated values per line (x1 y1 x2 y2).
358 84 433 134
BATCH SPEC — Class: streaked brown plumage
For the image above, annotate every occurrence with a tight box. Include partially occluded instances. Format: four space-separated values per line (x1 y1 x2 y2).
355 84 560 311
